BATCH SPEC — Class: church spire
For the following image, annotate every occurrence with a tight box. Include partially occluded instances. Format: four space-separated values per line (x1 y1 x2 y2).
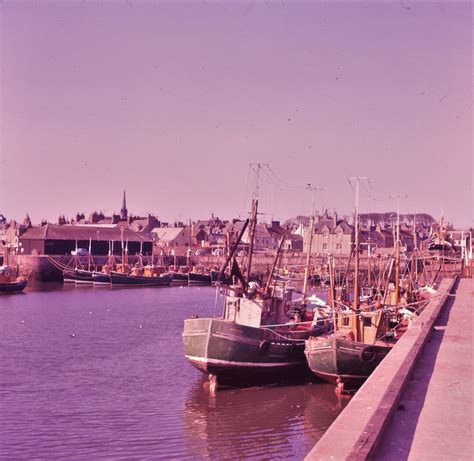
24 213 32 227
121 190 128 220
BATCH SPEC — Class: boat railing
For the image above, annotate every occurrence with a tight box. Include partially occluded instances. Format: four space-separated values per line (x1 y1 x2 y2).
262 320 314 329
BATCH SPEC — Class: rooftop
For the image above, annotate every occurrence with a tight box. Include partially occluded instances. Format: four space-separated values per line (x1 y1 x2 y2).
19 225 153 242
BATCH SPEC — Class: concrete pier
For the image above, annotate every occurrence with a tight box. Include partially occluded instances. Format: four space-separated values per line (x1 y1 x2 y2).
305 277 472 461
375 278 473 460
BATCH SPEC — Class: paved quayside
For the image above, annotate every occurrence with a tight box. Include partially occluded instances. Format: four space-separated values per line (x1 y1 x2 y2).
305 277 473 461
375 278 473 460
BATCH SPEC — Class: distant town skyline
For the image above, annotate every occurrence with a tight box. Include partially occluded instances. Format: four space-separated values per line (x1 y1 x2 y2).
0 186 450 228
1 1 471 227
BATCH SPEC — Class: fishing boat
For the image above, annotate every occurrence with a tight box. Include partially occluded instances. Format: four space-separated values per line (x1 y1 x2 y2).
109 268 172 287
305 261 428 389
188 271 212 285
63 268 94 284
305 183 426 391
62 239 95 285
183 286 329 385
183 184 330 386
304 305 407 389
91 242 118 286
0 266 28 294
92 271 111 285
170 271 189 285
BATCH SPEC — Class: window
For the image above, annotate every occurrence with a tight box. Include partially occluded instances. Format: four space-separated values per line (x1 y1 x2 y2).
336 243 342 250
322 243 328 250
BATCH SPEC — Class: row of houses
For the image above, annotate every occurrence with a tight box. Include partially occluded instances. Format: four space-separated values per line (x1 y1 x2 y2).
1 193 470 258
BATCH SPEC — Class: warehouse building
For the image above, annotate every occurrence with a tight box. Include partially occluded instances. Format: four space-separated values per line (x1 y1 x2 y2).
18 224 153 256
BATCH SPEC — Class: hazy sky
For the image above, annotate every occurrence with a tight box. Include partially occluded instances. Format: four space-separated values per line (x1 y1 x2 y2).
1 1 472 226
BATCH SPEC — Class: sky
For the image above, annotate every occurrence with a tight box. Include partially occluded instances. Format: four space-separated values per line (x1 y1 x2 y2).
0 0 472 227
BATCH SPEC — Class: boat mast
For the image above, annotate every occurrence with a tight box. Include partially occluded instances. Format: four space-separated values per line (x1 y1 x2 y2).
413 213 418 285
349 177 368 342
353 192 360 312
246 163 267 284
302 214 315 304
265 234 285 294
246 198 258 284
216 218 249 283
111 240 115 269
390 194 407 305
328 253 336 309
367 242 371 288
74 240 78 269
121 229 125 271
106 240 110 271
302 184 322 305
88 237 92 272
125 240 129 268
349 177 367 312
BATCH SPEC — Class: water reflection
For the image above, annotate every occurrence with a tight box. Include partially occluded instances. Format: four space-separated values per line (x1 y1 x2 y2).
1 286 347 460
183 376 348 460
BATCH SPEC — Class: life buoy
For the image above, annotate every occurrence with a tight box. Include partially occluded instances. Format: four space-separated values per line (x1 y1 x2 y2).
258 340 270 354
359 346 377 363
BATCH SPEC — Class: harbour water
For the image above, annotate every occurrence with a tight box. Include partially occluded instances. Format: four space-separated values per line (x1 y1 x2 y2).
1 286 347 460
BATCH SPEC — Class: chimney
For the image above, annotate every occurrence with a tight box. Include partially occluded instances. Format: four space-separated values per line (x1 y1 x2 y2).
90 211 100 223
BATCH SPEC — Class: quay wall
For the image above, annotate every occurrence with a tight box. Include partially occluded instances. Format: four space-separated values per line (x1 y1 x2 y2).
11 253 464 285
13 255 168 284
305 276 459 461
13 254 371 284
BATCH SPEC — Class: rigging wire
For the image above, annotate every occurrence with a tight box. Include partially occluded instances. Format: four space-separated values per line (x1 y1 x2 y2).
239 167 252 218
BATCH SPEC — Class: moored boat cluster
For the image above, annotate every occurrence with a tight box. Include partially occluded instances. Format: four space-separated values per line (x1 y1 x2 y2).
182 184 438 393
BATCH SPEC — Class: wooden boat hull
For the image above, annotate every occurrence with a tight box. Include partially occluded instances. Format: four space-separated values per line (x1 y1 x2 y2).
109 271 172 287
188 272 212 285
63 270 76 283
183 317 323 385
0 278 28 294
304 336 391 389
210 270 233 285
63 269 93 284
170 272 189 285
92 272 111 285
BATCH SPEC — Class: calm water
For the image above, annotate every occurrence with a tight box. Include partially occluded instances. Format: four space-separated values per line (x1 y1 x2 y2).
0 285 346 460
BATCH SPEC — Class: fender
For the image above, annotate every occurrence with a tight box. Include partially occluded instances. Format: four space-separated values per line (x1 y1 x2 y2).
359 345 377 363
258 340 270 354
